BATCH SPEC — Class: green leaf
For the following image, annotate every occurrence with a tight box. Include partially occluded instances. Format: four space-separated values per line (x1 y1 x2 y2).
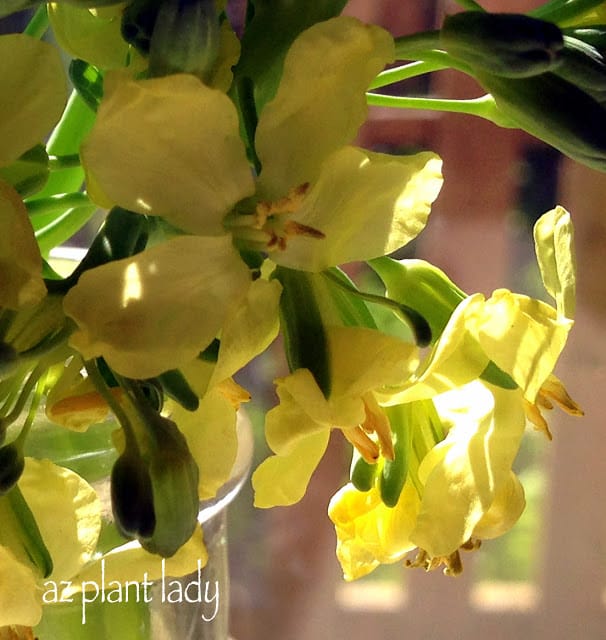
0 144 49 198
35 205 97 258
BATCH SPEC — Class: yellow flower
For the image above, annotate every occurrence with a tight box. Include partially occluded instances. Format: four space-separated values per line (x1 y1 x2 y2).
65 16 442 379
252 326 419 507
329 382 527 580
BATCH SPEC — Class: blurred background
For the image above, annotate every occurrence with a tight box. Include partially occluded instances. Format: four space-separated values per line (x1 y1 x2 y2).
3 0 606 638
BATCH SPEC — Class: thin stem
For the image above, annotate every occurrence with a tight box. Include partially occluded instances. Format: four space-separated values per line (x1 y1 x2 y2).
369 60 451 91
453 0 485 11
322 271 431 346
26 192 90 218
393 31 442 60
24 4 49 38
366 92 513 127
48 154 82 171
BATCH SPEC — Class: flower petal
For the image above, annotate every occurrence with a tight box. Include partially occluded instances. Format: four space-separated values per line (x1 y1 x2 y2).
474 289 572 401
0 546 41 627
255 16 394 199
171 388 238 500
273 147 443 271
63 525 208 597
252 430 329 508
533 205 576 319
0 34 67 167
209 278 281 387
411 382 526 557
0 180 46 309
19 459 101 583
328 481 419 580
63 235 251 378
472 471 526 540
81 73 254 235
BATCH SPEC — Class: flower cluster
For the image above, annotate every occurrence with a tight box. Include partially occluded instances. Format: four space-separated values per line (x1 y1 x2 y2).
0 0 589 633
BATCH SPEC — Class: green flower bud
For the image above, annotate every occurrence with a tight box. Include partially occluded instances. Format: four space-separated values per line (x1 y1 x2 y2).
369 257 467 346
476 69 606 171
0 443 25 495
441 12 564 78
554 32 606 101
111 451 156 540
350 449 377 492
142 415 199 557
379 404 411 508
148 0 220 81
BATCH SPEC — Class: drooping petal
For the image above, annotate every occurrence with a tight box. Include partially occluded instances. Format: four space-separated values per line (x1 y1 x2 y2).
328 481 419 581
171 388 238 500
473 289 572 401
0 546 40 627
255 16 394 199
63 235 251 378
533 205 576 319
472 471 526 540
208 278 281 387
252 430 329 508
380 295 489 405
0 34 67 167
411 382 526 557
19 459 101 583
0 180 46 309
81 73 254 235
273 147 443 271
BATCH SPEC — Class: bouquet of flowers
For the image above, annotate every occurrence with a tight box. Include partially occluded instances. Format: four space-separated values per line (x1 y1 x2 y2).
0 0 597 635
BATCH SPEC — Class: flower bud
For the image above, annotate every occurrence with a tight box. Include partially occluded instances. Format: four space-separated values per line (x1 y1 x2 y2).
441 12 564 78
148 0 220 81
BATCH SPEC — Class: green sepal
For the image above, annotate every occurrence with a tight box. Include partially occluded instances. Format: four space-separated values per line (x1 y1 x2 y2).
379 403 410 508
441 12 564 78
0 485 53 578
158 369 200 412
554 35 606 99
322 268 378 330
369 257 466 346
69 59 104 113
479 360 518 390
350 449 377 493
273 266 331 398
0 144 49 198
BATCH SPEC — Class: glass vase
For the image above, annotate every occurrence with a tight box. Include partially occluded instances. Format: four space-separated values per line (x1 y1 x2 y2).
25 407 252 640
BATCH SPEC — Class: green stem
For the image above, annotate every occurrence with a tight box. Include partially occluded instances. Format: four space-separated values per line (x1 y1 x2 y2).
366 92 513 127
23 4 49 38
369 60 450 90
26 192 90 218
322 271 431 346
48 154 82 171
453 0 485 11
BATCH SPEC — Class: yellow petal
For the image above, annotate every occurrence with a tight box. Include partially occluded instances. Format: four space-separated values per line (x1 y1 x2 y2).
255 16 394 199
411 382 526 557
209 278 281 387
0 181 46 309
475 289 572 401
328 481 419 581
533 205 576 319
171 388 238 500
273 147 443 271
0 546 40 627
81 73 254 235
19 459 101 583
0 34 67 167
48 3 132 70
64 235 251 378
62 525 207 597
472 471 526 540
252 430 329 508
